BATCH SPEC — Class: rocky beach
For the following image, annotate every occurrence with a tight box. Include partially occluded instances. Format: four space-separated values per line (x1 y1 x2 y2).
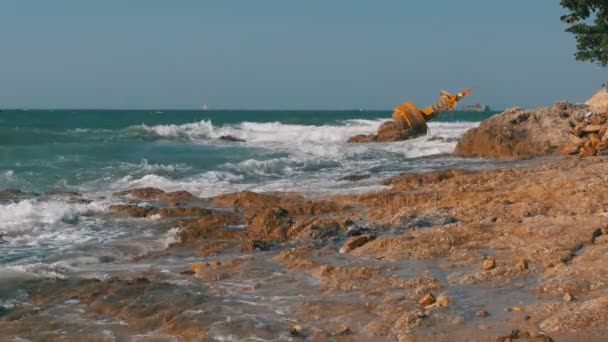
3 101 608 341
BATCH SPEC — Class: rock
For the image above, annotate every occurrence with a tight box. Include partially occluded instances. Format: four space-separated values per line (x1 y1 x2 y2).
583 125 602 133
482 259 496 270
245 207 292 243
114 187 165 200
475 310 489 318
436 295 450 307
219 135 245 142
113 188 194 203
515 259 528 271
347 121 421 143
339 234 377 254
512 306 522 313
211 191 281 208
563 292 575 302
455 102 589 159
418 293 436 307
288 217 351 241
108 204 152 218
179 211 240 242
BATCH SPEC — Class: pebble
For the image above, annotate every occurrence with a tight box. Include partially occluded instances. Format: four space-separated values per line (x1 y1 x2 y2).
515 259 528 271
483 259 496 270
512 306 523 313
563 292 575 302
418 293 436 307
436 295 450 307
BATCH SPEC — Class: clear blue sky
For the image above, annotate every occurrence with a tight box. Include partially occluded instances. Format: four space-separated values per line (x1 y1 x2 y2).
0 0 605 110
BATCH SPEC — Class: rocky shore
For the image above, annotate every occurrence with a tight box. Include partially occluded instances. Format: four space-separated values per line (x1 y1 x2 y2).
4 103 608 341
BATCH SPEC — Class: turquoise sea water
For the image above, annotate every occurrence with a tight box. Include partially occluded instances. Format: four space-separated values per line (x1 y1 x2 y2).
0 109 499 279
0 109 495 194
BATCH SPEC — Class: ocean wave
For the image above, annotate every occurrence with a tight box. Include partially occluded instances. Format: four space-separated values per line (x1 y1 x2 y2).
109 171 246 198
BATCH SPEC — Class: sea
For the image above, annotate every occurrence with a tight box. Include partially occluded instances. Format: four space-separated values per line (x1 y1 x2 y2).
0 109 497 287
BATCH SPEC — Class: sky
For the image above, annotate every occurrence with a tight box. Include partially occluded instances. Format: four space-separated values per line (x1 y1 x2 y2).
0 0 606 110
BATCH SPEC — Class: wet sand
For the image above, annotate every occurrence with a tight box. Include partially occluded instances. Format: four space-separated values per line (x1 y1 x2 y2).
3 156 608 341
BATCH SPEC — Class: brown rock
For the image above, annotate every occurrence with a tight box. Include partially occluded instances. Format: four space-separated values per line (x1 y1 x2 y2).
156 207 212 218
246 207 292 243
179 211 240 242
288 217 352 241
348 121 421 143
579 144 597 158
455 103 589 159
515 259 528 271
108 204 152 218
418 293 436 307
211 191 281 208
339 234 377 254
482 259 496 270
583 125 602 133
436 294 450 307
512 306 522 313
560 138 584 155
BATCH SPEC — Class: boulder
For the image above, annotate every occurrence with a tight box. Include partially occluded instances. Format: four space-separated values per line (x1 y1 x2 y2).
347 121 421 143
455 102 589 159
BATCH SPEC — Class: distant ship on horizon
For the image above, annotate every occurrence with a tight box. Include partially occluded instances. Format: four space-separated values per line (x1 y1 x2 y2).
463 104 490 112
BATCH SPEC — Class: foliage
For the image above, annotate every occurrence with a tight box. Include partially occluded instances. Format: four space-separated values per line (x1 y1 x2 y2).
560 0 608 66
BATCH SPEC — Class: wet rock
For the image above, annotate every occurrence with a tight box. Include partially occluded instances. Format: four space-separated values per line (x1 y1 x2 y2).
245 207 292 243
515 259 528 271
347 121 420 143
436 294 450 308
482 259 496 270
476 310 489 318
180 211 240 242
339 174 371 182
114 187 165 199
108 204 152 218
240 239 271 252
156 207 213 218
211 191 281 208
288 217 352 241
339 234 377 254
418 293 436 307
219 135 245 142
456 102 589 159
114 187 195 203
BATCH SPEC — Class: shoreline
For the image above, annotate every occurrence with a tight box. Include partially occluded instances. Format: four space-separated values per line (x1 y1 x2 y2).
3 153 608 340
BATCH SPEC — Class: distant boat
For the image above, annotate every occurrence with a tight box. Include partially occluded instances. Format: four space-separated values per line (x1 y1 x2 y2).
202 104 209 111
463 104 489 112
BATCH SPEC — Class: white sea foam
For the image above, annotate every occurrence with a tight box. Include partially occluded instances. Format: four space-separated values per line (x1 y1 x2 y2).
109 171 246 198
114 120 480 197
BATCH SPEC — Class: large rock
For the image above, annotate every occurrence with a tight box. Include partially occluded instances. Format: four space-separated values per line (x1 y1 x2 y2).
348 121 421 143
455 102 589 159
